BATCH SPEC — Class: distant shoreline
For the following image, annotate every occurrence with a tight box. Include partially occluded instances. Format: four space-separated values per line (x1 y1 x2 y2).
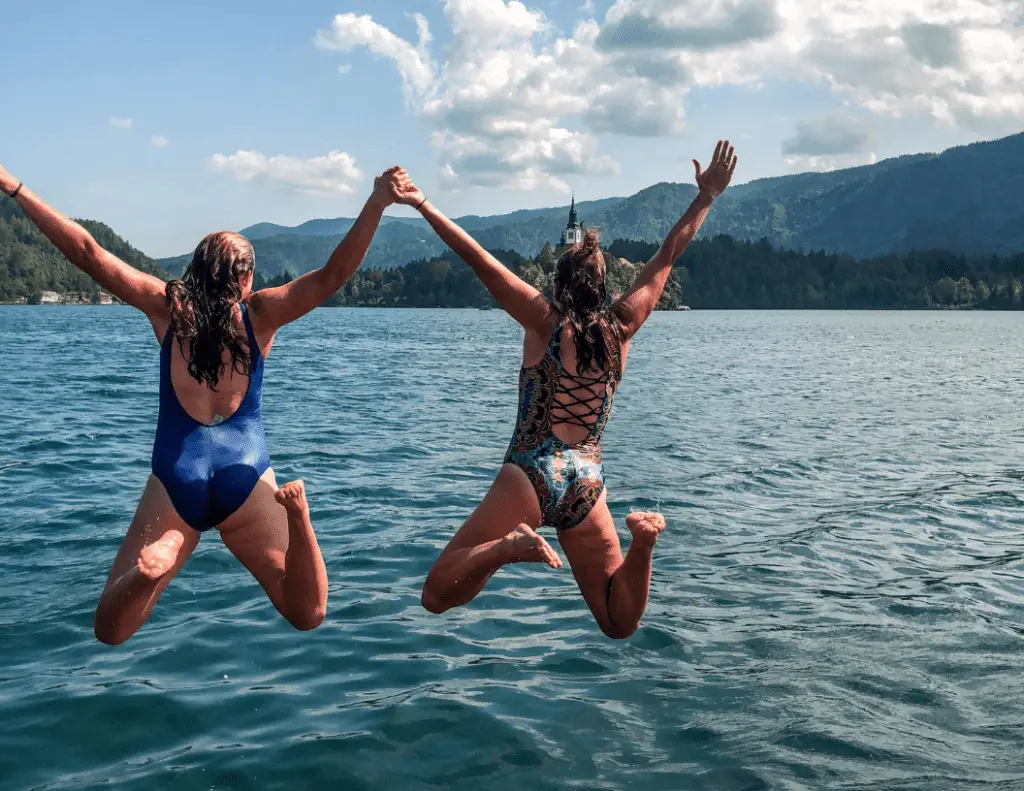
0 303 1001 312
0 302 123 307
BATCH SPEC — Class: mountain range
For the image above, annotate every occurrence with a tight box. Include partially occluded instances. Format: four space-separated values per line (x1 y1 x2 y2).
158 132 1024 277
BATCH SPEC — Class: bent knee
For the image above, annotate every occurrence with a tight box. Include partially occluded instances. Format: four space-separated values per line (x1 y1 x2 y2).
599 620 637 641
421 586 449 615
93 615 133 647
287 606 327 632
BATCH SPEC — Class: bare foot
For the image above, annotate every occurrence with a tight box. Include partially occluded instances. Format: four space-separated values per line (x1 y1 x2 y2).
137 530 186 580
626 512 666 549
503 524 563 569
275 480 310 523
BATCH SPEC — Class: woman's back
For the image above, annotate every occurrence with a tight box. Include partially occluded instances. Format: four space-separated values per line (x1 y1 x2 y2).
153 304 268 532
549 316 627 446
504 311 625 530
514 311 627 449
166 308 255 425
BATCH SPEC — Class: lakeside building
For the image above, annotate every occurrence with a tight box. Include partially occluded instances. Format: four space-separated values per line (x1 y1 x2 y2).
554 194 591 257
547 196 682 308
40 291 60 304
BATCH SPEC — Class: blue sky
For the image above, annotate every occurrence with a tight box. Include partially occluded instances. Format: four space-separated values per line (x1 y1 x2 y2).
1 0 1019 257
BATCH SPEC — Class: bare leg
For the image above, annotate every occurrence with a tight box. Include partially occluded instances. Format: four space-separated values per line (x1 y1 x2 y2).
422 464 561 614
274 480 329 629
558 491 666 639
424 523 562 613
219 469 328 631
607 512 665 632
94 476 200 646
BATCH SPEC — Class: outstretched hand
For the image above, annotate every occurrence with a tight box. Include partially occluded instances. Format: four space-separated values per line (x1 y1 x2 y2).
372 166 402 207
389 168 426 208
693 140 737 199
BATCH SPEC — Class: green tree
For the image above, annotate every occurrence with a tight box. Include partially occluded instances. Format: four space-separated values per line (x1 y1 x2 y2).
955 276 975 306
933 277 957 306
656 270 681 309
537 242 557 274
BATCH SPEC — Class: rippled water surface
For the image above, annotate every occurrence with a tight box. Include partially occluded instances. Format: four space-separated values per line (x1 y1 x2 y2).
2 307 1024 790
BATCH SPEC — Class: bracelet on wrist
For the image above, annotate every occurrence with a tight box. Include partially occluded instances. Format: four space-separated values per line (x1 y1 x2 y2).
416 197 427 210
7 182 23 200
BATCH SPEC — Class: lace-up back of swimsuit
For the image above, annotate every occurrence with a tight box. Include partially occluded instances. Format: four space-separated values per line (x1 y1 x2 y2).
549 321 622 448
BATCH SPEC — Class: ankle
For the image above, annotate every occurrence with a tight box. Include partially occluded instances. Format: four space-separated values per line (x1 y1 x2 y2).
285 511 314 534
495 533 519 562
627 535 658 555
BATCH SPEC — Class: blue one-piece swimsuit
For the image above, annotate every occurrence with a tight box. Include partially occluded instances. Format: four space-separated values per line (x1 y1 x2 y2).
151 306 270 532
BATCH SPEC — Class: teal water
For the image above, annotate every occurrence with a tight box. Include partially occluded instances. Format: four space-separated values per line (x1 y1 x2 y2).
1 307 1023 790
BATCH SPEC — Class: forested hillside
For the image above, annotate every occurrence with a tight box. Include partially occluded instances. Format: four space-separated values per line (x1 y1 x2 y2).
0 195 165 302
159 132 1024 277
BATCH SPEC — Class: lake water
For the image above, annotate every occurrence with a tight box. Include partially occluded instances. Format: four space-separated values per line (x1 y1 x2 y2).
1 307 1023 790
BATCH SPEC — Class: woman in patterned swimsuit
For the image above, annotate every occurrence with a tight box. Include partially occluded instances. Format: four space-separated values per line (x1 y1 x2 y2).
392 142 737 638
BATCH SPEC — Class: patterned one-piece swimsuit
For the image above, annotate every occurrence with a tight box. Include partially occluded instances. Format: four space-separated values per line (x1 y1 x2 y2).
504 316 624 531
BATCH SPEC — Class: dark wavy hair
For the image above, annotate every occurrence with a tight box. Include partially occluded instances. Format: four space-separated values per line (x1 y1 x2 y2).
165 231 255 389
553 229 619 373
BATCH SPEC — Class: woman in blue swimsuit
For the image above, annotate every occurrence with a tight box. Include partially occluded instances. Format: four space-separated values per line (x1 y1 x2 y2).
0 162 401 644
390 142 737 638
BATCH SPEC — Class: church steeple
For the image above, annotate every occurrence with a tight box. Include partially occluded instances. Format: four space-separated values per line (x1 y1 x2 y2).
560 192 583 248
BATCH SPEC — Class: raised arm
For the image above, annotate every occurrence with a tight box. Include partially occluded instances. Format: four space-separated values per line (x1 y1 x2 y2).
247 168 398 332
390 169 552 332
0 165 167 318
613 141 737 338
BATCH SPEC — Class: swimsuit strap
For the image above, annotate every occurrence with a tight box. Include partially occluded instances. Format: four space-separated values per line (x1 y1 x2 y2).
606 313 625 383
159 321 176 393
239 303 265 416
240 304 263 366
547 318 566 362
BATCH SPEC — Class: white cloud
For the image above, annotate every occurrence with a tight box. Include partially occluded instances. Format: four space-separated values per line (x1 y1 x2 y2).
316 3 689 190
659 0 1024 131
150 135 170 148
109 117 133 129
597 0 780 52
584 82 688 136
315 0 1024 187
208 150 363 196
316 12 434 95
782 111 874 156
443 0 548 50
902 22 963 68
337 63 352 74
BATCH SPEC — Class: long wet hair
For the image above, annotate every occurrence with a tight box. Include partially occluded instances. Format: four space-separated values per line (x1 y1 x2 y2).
165 232 255 389
553 229 619 374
